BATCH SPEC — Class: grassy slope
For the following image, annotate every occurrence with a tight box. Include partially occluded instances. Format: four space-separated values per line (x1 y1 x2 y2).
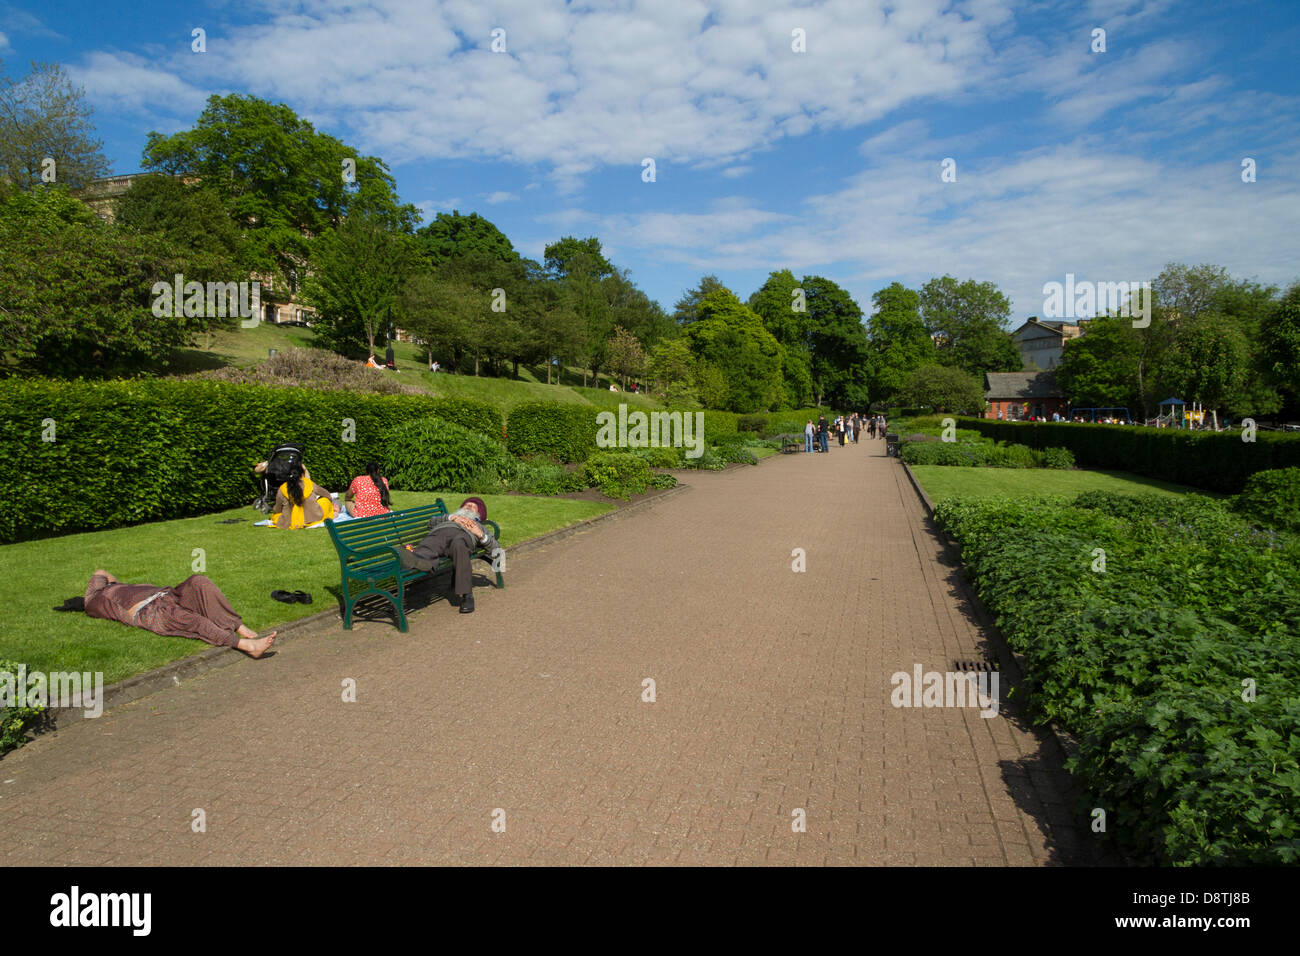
1 491 612 685
909 465 1221 502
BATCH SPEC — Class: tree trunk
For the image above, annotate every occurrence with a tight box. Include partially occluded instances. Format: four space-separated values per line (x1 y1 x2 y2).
474 354 480 376
512 358 519 380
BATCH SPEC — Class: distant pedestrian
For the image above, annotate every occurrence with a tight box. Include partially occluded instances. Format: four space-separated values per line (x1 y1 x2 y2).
818 415 829 453
804 419 815 453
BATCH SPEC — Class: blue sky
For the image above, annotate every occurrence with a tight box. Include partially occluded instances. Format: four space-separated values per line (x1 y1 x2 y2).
4 0 1298 321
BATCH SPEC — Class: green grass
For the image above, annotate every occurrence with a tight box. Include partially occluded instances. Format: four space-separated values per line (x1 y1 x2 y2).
163 321 320 374
0 491 612 685
909 465 1221 502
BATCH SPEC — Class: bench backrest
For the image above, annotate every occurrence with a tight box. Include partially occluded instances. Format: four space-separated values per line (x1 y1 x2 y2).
326 500 448 559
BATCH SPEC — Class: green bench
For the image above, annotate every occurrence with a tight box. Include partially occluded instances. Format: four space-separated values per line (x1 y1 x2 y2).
325 499 504 632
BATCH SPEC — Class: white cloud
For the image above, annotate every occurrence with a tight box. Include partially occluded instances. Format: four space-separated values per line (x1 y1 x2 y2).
720 165 752 178
481 190 518 203
70 51 210 117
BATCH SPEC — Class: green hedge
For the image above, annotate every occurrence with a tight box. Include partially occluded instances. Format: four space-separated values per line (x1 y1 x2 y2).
0 378 438 543
427 398 504 441
506 402 599 463
900 440 1073 469
959 418 1300 493
1234 468 1300 533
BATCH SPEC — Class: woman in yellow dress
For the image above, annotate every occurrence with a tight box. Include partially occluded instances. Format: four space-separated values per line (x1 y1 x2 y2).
267 463 335 529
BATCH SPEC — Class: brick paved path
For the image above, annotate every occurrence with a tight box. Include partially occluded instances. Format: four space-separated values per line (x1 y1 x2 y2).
1 439 1104 865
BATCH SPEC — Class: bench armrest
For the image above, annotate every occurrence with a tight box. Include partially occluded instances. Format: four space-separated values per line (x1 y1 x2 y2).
345 542 404 563
483 519 500 541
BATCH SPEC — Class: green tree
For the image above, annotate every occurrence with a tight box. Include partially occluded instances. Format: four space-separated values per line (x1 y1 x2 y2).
113 173 242 265
918 275 1020 375
683 289 783 412
1261 283 1300 399
606 326 646 390
674 274 728 326
899 363 986 414
0 60 110 190
1158 315 1253 417
866 283 934 407
302 211 417 358
1055 315 1141 408
0 187 207 376
414 211 518 268
544 236 613 279
801 275 870 408
143 93 417 281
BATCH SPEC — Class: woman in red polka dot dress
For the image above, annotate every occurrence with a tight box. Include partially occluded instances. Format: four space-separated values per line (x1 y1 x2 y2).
345 461 392 518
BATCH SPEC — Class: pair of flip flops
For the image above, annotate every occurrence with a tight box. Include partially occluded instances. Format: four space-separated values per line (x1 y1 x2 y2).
271 590 313 605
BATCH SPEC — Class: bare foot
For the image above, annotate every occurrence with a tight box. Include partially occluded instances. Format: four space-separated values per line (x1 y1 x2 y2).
236 631 277 658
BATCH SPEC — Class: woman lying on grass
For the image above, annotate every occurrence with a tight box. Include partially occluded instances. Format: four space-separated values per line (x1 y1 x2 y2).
56 570 277 659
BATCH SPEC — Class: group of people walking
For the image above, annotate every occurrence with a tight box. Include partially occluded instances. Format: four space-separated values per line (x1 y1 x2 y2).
803 413 888 453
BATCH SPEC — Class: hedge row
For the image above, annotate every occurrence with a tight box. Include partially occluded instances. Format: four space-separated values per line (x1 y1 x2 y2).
427 398 503 440
958 418 1300 493
505 402 600 463
0 379 441 543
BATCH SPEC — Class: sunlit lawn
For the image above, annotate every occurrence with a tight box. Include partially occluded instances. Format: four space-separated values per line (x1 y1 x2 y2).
0 491 612 685
909 465 1221 502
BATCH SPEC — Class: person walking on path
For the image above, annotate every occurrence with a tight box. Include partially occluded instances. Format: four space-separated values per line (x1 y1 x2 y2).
853 415 861 443
804 419 815 453
73 570 277 657
817 415 829 453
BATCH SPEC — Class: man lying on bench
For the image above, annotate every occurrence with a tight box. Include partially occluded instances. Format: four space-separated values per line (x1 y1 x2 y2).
397 497 502 614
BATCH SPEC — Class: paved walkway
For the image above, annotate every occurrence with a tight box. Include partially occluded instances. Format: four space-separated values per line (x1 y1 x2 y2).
1 438 1104 865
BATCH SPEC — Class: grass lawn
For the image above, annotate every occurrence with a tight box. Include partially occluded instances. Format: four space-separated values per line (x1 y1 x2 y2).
0 491 612 686
909 465 1221 502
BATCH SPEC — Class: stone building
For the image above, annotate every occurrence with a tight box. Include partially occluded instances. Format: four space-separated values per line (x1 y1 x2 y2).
1011 317 1085 370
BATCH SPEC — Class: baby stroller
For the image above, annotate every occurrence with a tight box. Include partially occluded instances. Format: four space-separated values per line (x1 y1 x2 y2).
253 442 306 513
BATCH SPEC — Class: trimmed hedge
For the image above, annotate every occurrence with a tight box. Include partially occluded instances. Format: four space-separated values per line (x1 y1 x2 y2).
506 401 599 463
427 398 504 440
0 378 438 543
959 418 1300 493
900 440 1073 469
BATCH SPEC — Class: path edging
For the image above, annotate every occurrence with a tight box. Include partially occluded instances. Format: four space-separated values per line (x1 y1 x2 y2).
32 480 694 732
900 460 1080 765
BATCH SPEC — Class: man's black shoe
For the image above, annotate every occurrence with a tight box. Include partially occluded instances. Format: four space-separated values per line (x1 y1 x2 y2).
459 593 475 614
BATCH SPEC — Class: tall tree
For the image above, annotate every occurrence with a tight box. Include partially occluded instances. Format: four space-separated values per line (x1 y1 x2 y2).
683 289 783 412
918 275 1020 375
802 275 869 408
0 186 208 376
302 212 416 358
414 211 518 267
1261 283 1300 400
143 93 417 281
674 274 728 326
544 236 613 279
867 283 934 407
0 60 110 190
1055 316 1142 409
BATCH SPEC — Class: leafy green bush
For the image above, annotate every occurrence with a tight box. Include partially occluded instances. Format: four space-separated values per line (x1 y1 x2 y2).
684 446 727 471
737 413 767 434
706 430 747 450
1233 467 1300 533
700 410 739 443
0 378 439 543
933 492 1300 864
583 452 652 499
649 473 678 489
631 446 685 468
507 402 598 463
384 416 518 492
428 398 504 440
1 659 49 756
1037 446 1076 469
